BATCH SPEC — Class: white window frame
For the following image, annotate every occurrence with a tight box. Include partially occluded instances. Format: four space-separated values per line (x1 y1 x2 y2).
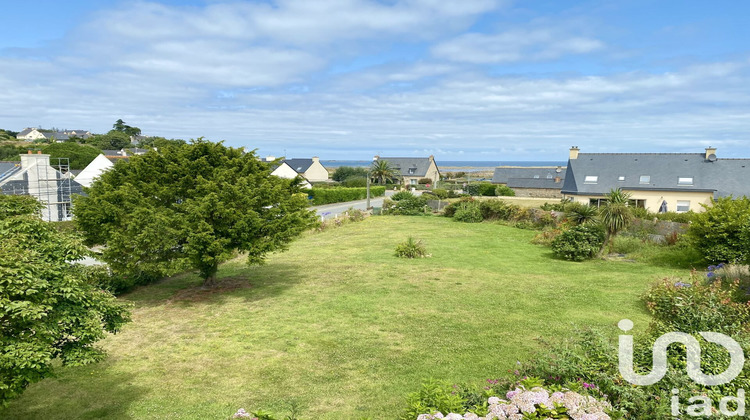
410 179 417 185
676 200 690 213
639 175 651 184
584 175 598 184
678 177 694 186
618 176 625 181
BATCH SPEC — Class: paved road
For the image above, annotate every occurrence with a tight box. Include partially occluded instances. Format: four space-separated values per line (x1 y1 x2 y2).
311 190 428 219
311 190 397 219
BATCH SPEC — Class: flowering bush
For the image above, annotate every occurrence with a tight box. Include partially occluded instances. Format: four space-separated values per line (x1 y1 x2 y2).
414 382 612 420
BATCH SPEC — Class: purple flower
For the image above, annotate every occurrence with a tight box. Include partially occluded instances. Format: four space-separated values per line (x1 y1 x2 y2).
708 265 716 271
707 272 716 278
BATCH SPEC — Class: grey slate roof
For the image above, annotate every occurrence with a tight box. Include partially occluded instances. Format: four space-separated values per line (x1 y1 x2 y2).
507 177 565 189
377 157 435 177
0 161 20 174
42 132 70 141
101 149 129 156
16 128 34 137
283 159 315 174
561 153 750 198
492 167 565 184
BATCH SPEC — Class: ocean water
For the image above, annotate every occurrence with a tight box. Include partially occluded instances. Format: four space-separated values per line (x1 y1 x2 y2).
322 160 567 171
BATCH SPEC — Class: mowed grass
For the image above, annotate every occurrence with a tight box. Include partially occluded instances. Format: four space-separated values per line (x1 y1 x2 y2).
2 217 689 419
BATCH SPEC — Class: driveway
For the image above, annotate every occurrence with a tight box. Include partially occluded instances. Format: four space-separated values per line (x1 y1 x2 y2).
312 190 425 219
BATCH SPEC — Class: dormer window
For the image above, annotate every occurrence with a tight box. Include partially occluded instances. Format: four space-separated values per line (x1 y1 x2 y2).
639 175 650 184
678 177 694 186
534 175 540 179
584 176 598 184
546 173 553 179
408 167 416 174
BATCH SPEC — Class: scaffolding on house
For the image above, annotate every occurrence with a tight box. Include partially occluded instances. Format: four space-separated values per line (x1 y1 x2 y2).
1 157 74 222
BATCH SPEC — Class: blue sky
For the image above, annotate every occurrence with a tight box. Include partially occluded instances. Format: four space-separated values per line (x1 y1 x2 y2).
1 0 749 160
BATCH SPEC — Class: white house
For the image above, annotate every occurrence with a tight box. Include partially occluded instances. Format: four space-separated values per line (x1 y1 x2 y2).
270 161 312 189
280 157 329 182
16 128 47 141
75 154 115 188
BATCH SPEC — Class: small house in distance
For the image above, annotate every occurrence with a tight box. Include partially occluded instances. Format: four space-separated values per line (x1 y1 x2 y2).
561 146 750 213
491 166 565 198
374 155 440 186
267 157 328 183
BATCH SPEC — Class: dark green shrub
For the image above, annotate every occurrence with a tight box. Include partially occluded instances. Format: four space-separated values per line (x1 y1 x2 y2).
395 237 428 258
331 166 368 182
443 197 475 217
308 186 385 205
453 201 483 223
341 176 367 187
382 196 429 215
478 182 496 196
391 191 416 201
418 178 431 185
551 225 605 261
478 200 511 220
688 196 750 263
540 198 572 212
494 185 515 196
431 188 449 199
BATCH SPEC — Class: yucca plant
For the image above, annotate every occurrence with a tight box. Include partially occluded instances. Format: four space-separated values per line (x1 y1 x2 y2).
599 188 633 255
395 237 428 258
565 202 599 225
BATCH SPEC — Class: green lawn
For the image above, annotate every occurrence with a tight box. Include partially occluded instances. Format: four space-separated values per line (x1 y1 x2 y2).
1 217 689 419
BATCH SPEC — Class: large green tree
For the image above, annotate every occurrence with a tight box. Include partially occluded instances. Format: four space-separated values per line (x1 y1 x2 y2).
74 139 317 287
0 195 130 405
41 142 101 170
85 131 132 150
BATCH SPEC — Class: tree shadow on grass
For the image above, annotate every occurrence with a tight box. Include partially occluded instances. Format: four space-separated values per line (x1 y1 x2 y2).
128 262 306 309
0 360 148 420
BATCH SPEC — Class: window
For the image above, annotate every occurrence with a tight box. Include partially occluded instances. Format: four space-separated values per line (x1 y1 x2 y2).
639 175 651 184
678 177 694 186
676 200 690 213
584 175 598 184
534 175 540 179
547 173 553 179
408 168 416 174
618 176 625 181
410 179 417 185
628 199 646 208
589 198 607 207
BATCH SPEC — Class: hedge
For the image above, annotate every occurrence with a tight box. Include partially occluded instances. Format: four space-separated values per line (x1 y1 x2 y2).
308 186 385 205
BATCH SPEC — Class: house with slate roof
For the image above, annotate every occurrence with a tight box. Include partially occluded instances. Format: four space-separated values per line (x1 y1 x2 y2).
374 156 440 186
279 157 328 182
0 152 84 221
16 128 47 141
492 166 565 198
561 147 750 213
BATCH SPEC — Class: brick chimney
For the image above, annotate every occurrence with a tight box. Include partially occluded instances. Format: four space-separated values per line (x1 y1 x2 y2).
569 146 580 160
705 146 717 160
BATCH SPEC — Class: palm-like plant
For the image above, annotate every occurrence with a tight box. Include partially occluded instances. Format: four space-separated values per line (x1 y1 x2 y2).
371 160 398 185
599 188 633 255
565 202 599 225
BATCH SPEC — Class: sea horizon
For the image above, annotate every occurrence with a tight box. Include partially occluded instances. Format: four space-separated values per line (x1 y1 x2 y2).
322 160 568 171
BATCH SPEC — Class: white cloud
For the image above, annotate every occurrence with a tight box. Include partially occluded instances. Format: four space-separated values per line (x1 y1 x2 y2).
1 1 750 160
432 24 604 63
